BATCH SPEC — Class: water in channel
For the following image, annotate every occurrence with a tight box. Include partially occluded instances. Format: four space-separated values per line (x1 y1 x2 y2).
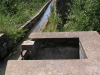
0 1 53 75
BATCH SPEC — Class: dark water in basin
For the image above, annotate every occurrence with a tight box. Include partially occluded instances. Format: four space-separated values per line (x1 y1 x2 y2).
25 38 79 60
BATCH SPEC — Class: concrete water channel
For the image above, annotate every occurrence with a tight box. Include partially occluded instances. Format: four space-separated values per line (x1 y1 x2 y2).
0 0 53 75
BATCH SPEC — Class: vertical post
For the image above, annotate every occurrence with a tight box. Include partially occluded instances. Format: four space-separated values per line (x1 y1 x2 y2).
21 40 35 60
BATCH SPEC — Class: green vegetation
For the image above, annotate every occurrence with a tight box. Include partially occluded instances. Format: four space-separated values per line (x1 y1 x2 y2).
43 0 100 33
64 0 100 32
0 0 48 48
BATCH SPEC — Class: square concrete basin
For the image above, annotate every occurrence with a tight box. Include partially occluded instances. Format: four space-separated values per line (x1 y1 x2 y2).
32 38 79 60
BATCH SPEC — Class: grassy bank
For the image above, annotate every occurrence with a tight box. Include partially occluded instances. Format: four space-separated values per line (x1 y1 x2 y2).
43 0 100 32
0 0 48 48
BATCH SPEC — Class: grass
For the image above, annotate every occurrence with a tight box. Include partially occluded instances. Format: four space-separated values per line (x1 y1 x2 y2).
0 0 49 48
63 0 100 32
43 4 61 32
43 0 100 33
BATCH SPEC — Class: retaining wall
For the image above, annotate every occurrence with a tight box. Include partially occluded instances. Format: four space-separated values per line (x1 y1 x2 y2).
0 33 7 58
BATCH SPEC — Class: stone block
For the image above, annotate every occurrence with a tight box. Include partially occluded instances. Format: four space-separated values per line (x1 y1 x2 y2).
21 40 35 51
21 40 35 59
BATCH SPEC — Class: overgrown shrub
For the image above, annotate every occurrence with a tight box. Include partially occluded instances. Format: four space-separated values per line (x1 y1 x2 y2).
0 0 48 48
65 0 100 32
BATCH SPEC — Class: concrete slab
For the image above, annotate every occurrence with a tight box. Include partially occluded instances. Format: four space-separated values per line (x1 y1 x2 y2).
5 31 100 75
22 40 35 46
6 60 100 75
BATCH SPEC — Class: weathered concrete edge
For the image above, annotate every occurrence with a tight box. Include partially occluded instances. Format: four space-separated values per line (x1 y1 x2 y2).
6 59 100 75
19 0 52 30
29 31 98 39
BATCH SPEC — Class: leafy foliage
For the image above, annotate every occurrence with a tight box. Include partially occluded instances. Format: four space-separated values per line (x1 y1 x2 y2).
0 0 48 48
65 0 100 32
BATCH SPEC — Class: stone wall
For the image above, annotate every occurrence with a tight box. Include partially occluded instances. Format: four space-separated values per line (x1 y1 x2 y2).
0 33 7 58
